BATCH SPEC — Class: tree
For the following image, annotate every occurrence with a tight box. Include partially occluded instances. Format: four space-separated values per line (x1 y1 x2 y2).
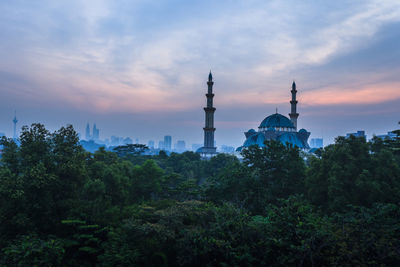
0 137 19 173
203 161 256 209
130 160 164 202
240 140 306 211
306 135 400 211
0 124 90 238
1 235 64 266
19 123 52 170
247 196 336 266
332 203 400 265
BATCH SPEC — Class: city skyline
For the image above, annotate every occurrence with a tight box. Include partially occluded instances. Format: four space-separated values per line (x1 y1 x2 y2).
1 1 400 147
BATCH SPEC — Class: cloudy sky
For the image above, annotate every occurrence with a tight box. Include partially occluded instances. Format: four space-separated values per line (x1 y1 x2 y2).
0 0 399 147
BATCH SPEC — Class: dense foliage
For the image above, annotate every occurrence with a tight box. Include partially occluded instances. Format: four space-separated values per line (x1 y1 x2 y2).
1 123 400 266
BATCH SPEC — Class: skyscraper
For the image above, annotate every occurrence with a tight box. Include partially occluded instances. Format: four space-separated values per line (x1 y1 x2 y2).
12 111 18 139
310 138 323 148
164 135 172 151
85 123 91 140
158 140 164 150
197 71 217 156
92 123 99 140
346 131 366 139
123 137 133 144
175 140 186 153
148 140 155 149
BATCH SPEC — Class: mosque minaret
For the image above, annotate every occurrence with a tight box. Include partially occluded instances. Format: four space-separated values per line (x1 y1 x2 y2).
289 81 299 131
197 71 217 156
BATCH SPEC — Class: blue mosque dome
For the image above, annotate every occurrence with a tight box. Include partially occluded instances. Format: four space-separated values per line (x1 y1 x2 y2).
237 82 310 152
259 113 295 129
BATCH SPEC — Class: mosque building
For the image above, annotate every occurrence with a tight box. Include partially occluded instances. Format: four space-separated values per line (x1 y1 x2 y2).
236 81 310 151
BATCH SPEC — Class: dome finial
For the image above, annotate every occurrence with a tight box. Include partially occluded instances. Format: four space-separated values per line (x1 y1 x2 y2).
208 70 212 81
276 107 278 114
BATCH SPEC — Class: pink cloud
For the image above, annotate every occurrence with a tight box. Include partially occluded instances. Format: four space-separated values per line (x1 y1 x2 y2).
302 82 400 106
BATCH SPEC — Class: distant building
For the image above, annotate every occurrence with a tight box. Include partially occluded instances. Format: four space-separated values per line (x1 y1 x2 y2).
237 82 310 151
80 140 105 153
175 140 186 153
220 145 235 153
85 123 91 140
111 136 120 146
310 138 323 148
346 131 366 139
375 131 397 140
109 136 132 146
158 140 165 150
12 111 18 140
92 124 100 140
148 140 155 149
164 135 172 151
85 123 100 141
123 137 133 144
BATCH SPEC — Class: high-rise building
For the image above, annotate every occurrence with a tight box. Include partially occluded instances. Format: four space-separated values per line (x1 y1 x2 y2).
175 140 186 153
92 123 99 140
158 140 164 150
220 145 235 153
164 135 172 151
346 131 366 139
148 140 155 149
12 111 18 139
197 71 217 156
310 138 323 148
85 123 91 140
123 137 133 144
111 136 121 146
376 131 396 140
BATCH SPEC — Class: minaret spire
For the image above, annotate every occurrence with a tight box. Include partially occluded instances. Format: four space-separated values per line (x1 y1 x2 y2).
199 71 217 156
12 110 18 139
289 81 299 131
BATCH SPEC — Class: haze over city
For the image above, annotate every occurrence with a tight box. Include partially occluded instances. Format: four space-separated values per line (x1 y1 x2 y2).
0 0 399 147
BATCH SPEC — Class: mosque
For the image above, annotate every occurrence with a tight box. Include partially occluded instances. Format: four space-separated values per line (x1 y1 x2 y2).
196 73 310 157
236 81 310 151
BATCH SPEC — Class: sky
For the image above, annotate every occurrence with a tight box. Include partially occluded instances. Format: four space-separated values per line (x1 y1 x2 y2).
0 0 400 148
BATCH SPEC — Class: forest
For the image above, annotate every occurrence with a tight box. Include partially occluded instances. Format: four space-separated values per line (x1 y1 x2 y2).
1 123 400 266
